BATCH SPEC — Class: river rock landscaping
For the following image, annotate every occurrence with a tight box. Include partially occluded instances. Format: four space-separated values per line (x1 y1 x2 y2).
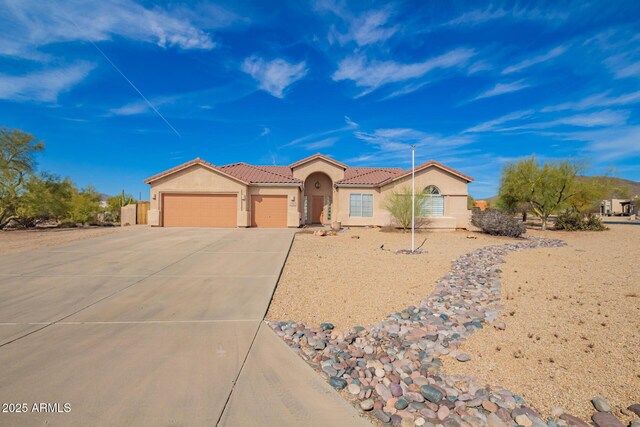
268 236 639 426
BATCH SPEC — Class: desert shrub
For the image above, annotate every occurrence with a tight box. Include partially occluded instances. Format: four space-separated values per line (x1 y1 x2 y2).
555 209 607 231
383 187 432 233
471 209 526 237
67 186 101 224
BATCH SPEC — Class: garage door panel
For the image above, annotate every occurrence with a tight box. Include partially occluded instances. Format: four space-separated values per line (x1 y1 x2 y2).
251 195 287 228
163 194 237 227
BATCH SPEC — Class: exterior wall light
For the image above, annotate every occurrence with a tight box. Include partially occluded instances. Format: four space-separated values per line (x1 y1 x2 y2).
315 181 320 189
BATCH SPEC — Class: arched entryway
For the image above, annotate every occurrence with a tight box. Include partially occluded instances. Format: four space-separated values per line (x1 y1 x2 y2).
303 172 333 224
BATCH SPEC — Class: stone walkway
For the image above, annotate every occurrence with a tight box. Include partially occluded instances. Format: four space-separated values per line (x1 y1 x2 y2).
266 237 592 427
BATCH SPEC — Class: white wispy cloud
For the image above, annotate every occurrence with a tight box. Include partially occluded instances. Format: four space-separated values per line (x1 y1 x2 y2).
501 109 631 131
443 7 508 26
0 0 219 59
305 137 339 150
0 63 95 102
564 125 640 161
542 91 640 112
605 54 640 79
108 95 178 116
332 48 475 96
502 44 569 74
260 127 271 137
471 79 530 101
464 110 535 133
241 56 308 98
334 8 398 46
286 116 358 148
442 5 569 27
352 127 475 164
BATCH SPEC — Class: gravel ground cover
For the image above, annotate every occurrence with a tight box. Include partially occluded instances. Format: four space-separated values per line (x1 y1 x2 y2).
0 226 127 254
267 228 519 329
447 224 640 424
268 227 639 426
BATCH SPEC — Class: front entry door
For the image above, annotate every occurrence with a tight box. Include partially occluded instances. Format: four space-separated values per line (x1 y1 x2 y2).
311 196 324 224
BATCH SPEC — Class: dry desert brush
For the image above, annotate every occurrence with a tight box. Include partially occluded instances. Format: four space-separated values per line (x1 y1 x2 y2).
383 187 432 232
471 209 526 237
555 209 607 231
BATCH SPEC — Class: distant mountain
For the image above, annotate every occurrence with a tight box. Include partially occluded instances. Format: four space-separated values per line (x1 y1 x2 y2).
576 176 640 199
99 193 111 202
481 176 640 204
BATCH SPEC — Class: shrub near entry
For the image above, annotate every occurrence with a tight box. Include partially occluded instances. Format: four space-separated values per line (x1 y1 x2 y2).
471 209 526 238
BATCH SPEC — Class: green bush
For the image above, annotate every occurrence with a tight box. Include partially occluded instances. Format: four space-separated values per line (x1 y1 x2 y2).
555 210 607 231
471 209 526 237
67 186 101 224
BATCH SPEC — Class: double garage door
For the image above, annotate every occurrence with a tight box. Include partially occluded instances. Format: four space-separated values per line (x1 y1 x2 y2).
162 193 287 228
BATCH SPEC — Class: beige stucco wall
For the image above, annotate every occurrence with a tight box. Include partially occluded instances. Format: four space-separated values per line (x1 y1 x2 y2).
292 158 345 183
148 164 249 227
302 172 335 225
248 186 302 227
120 204 137 226
335 166 471 229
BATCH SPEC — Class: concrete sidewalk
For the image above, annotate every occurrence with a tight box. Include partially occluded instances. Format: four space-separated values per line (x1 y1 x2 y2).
220 323 371 426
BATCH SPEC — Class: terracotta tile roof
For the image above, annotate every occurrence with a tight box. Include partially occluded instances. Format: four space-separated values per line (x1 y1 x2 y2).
343 167 404 180
144 158 249 185
336 168 404 185
144 154 472 187
255 166 295 177
218 163 301 184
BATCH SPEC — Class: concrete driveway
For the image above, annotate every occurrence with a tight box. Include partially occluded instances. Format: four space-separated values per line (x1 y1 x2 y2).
0 227 295 426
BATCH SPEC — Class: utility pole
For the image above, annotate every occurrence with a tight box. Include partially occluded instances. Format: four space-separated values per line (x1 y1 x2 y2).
411 145 415 253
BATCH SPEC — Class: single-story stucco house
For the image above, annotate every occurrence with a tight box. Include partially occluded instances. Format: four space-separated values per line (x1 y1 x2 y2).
144 153 473 229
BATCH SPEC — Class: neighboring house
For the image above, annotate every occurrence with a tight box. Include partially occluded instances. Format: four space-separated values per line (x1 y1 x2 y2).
144 153 473 229
474 200 489 211
601 198 637 216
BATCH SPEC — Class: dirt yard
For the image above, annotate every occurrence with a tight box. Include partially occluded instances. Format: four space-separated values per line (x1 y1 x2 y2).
0 227 127 255
267 228 520 328
268 223 639 422
444 223 640 422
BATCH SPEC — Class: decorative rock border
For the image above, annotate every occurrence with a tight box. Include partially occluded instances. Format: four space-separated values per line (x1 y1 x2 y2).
268 236 637 426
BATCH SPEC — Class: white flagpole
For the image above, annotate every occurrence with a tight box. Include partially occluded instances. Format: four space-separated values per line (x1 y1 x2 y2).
411 145 415 253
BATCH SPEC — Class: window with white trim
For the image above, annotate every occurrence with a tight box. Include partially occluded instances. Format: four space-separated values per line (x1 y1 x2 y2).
420 185 444 217
350 193 373 217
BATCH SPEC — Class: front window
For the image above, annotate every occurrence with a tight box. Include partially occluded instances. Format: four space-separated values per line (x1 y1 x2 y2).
421 185 444 217
350 193 373 217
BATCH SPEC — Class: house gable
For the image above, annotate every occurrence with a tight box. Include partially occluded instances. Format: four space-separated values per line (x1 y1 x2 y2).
382 164 469 195
291 157 346 183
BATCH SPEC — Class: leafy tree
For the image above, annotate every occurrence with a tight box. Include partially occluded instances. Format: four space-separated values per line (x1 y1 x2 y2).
570 176 611 213
383 187 430 232
15 173 74 226
0 127 44 228
498 156 587 230
68 186 101 224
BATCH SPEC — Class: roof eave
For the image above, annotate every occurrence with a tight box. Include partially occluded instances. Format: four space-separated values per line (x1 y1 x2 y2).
335 183 380 188
145 160 250 186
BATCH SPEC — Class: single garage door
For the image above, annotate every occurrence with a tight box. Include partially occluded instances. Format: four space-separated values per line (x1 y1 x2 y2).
162 193 237 227
251 195 287 228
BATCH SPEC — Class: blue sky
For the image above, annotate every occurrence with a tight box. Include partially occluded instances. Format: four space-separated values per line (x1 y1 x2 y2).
1 0 639 199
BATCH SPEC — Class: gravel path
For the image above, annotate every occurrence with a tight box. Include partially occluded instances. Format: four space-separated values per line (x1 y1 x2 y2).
267 236 637 427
